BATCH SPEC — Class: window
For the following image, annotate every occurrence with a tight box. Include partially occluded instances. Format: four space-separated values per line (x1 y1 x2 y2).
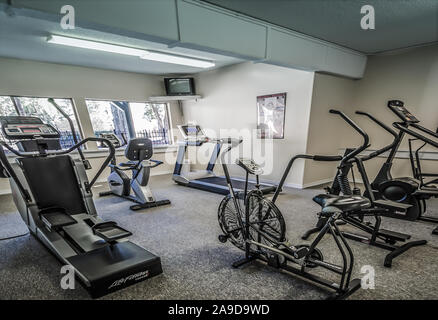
86 100 171 147
0 96 81 150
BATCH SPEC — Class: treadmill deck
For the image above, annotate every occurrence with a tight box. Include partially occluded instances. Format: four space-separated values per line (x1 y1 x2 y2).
183 176 276 195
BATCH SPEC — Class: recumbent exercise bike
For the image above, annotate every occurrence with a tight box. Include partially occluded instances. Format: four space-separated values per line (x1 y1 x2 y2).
99 134 171 211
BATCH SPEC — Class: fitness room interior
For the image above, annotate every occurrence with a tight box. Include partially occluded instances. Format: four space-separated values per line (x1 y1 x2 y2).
0 0 437 311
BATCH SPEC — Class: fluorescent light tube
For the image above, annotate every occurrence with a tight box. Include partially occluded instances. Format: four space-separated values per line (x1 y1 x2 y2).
140 52 215 68
48 35 147 56
47 35 215 68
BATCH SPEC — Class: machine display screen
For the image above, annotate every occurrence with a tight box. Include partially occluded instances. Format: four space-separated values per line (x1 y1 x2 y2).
21 127 41 133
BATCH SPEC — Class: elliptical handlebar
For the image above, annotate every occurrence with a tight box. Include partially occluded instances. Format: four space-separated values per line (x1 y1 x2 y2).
329 109 369 163
393 122 438 149
355 111 398 138
47 98 91 169
411 123 438 140
355 110 399 161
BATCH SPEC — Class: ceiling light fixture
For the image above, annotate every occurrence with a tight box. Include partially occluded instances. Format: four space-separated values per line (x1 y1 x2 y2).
140 52 215 68
47 35 215 68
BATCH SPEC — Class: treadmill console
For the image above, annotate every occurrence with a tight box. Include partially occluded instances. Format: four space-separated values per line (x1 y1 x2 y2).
236 158 263 175
387 100 420 124
0 116 60 139
178 124 209 145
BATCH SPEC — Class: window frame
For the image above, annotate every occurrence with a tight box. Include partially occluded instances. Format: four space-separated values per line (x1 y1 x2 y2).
0 95 84 150
85 98 173 148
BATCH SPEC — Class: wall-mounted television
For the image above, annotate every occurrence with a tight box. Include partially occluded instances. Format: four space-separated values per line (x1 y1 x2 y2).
164 78 196 96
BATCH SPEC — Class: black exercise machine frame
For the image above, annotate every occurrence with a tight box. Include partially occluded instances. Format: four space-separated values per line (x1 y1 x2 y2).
302 110 427 267
220 138 361 299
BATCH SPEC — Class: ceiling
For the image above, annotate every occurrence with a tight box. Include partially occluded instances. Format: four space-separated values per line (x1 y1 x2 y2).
0 10 243 75
203 0 438 54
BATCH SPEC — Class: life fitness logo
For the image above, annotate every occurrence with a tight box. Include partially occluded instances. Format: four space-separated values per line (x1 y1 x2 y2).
108 270 150 289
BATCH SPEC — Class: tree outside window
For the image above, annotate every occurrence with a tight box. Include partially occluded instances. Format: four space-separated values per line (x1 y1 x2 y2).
87 100 171 147
0 96 81 149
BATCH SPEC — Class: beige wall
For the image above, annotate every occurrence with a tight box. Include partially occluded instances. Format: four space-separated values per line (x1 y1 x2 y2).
182 62 315 187
304 45 438 186
0 57 182 194
352 45 438 180
303 73 359 186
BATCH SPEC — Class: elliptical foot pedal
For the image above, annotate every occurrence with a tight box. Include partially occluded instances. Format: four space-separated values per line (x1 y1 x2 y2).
92 221 132 242
39 208 77 231
374 199 411 212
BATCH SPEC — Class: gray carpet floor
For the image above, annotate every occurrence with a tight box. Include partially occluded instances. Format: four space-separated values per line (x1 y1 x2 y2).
0 174 438 300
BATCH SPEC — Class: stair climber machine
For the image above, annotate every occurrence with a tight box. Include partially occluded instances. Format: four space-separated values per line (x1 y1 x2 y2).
302 110 427 267
0 99 162 298
98 133 171 211
218 138 364 299
368 100 438 234
173 124 276 195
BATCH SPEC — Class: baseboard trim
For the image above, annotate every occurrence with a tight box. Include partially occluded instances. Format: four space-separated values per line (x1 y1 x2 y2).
283 178 333 190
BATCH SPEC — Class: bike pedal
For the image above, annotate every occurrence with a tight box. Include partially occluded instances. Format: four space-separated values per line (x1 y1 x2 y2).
294 247 309 259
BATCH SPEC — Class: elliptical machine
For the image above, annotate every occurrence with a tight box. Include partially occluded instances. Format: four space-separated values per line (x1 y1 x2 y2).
363 100 438 233
218 138 364 299
302 110 427 267
0 99 163 298
99 136 171 211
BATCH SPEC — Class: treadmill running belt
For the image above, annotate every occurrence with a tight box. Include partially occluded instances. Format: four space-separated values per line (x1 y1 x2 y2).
190 176 276 195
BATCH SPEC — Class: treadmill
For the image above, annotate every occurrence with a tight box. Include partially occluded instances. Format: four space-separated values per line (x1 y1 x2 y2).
172 125 276 195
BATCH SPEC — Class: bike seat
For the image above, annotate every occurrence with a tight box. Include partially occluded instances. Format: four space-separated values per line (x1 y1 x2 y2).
313 194 371 213
110 161 139 171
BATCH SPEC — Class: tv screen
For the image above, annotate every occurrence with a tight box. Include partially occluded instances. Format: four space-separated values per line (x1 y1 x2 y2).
165 78 196 96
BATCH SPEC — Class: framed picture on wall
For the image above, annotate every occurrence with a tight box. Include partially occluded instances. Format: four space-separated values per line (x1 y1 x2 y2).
256 92 286 139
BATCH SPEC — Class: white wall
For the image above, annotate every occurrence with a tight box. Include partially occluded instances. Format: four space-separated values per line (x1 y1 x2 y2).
182 62 315 187
0 57 182 194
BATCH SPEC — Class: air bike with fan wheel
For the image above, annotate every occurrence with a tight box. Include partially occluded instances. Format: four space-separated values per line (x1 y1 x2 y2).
217 138 365 300
0 99 162 298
